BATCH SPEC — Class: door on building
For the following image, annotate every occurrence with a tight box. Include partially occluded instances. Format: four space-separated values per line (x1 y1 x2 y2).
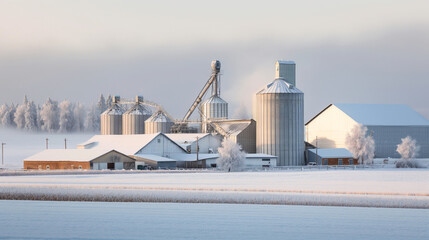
107 163 115 170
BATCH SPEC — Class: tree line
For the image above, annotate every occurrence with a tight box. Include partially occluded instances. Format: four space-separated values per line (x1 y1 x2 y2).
0 94 113 133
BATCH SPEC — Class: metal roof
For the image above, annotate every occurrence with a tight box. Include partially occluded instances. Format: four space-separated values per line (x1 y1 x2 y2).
308 148 353 158
146 110 173 122
335 103 429 126
77 133 163 155
123 103 151 115
101 104 124 115
201 95 228 104
257 78 303 94
306 103 429 126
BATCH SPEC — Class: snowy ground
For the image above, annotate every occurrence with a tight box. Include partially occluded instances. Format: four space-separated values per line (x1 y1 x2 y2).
0 200 428 240
1 170 428 208
0 128 94 168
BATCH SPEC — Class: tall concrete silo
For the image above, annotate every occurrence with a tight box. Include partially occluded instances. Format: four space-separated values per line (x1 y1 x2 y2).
253 77 304 166
101 96 124 135
145 110 174 134
122 96 152 135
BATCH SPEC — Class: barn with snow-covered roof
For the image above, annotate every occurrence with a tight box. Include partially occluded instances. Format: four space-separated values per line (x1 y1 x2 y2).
305 104 429 158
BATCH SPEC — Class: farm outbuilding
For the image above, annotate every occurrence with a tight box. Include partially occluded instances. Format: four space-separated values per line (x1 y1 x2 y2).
306 104 429 158
24 149 136 170
212 119 257 153
307 148 358 165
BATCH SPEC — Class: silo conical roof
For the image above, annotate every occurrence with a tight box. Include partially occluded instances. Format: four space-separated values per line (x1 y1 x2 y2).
257 78 302 94
201 95 228 104
102 104 124 115
146 110 172 122
124 103 151 115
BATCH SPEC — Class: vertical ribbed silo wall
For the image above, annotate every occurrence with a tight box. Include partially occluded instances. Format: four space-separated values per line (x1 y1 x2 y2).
255 92 304 166
101 114 122 135
145 121 173 134
122 114 148 135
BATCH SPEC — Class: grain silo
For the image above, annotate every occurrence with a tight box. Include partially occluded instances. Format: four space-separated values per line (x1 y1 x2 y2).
101 96 124 135
145 110 174 134
254 76 304 166
200 60 228 133
122 96 152 135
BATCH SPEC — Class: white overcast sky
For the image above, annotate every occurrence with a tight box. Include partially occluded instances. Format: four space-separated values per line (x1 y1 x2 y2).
1 0 428 120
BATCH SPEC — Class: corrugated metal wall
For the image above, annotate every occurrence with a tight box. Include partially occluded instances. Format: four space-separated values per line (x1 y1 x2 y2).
254 92 305 166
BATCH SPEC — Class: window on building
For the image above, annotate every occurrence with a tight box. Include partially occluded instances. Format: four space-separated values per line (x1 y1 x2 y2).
338 159 343 165
349 159 354 165
323 159 328 165
46 165 50 170
78 165 82 169
262 159 270 161
157 138 161 143
262 165 270 168
210 164 217 168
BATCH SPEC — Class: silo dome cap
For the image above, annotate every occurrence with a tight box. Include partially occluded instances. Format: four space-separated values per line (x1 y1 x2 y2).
257 78 303 94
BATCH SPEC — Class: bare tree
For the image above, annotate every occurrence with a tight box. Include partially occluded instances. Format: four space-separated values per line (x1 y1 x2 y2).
216 138 246 172
345 124 375 165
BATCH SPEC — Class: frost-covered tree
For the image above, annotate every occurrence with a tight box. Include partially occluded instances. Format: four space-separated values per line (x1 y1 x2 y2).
216 138 246 172
0 104 8 126
14 96 29 129
8 103 16 127
40 98 60 132
97 94 107 114
395 136 421 168
24 100 38 131
106 95 113 109
59 100 74 132
73 102 86 132
85 104 100 132
345 124 375 165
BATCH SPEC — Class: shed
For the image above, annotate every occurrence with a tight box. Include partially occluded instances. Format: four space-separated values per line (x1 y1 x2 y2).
307 148 357 165
24 149 136 170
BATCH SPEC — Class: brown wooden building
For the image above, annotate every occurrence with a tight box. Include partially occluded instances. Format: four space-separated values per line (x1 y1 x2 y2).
24 149 136 170
307 148 358 165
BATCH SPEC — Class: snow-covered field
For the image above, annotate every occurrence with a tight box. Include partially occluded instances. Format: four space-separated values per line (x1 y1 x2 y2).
1 170 428 208
0 128 93 168
0 200 428 240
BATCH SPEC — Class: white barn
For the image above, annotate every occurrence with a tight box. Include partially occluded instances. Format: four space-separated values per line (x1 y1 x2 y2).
306 104 429 158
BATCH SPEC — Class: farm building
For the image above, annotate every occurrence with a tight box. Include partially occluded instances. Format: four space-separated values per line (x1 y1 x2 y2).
307 148 358 165
165 133 222 153
211 119 256 153
24 149 136 170
306 104 429 158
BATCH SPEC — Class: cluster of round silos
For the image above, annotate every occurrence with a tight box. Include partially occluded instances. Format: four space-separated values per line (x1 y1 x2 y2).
253 77 304 166
122 96 152 135
101 96 124 135
200 95 228 133
145 110 174 134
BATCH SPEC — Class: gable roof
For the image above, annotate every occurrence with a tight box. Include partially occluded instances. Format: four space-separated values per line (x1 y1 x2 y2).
24 149 132 162
306 103 429 126
77 133 162 155
308 148 353 158
165 133 211 150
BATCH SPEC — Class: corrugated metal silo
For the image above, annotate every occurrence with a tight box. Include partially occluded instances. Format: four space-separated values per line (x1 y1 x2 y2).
145 110 174 134
200 95 228 133
101 96 124 135
122 96 152 135
254 77 304 166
